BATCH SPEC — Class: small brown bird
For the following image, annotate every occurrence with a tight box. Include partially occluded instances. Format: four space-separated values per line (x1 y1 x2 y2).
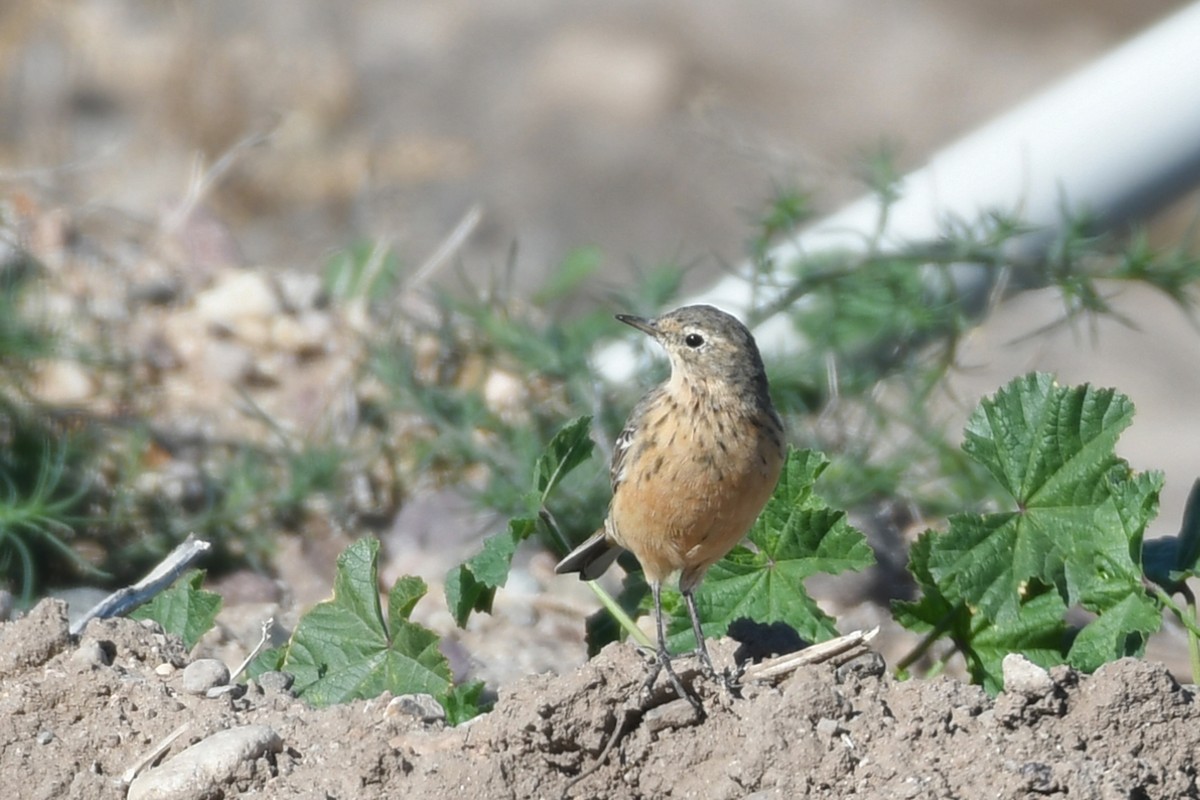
556 304 785 705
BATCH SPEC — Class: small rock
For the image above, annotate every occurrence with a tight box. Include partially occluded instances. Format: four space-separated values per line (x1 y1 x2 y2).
275 271 324 312
182 659 231 695
387 693 446 724
256 671 295 695
815 717 842 739
270 311 332 356
155 663 176 676
71 640 113 669
35 359 96 404
1002 653 1053 697
126 725 283 800
194 270 280 332
483 368 531 424
835 651 887 682
643 698 702 734
206 684 246 700
37 730 55 745
128 277 182 306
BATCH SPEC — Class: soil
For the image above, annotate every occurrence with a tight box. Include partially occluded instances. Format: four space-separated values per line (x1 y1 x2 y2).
3 599 1198 799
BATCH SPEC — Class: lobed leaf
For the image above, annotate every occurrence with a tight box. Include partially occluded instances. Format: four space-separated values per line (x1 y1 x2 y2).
131 569 222 650
898 373 1164 689
268 538 454 708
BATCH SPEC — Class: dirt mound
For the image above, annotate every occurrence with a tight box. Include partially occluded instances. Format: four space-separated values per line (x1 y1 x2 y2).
2 599 1197 799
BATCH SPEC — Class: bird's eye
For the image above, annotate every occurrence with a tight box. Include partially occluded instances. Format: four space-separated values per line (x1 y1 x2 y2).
684 333 704 348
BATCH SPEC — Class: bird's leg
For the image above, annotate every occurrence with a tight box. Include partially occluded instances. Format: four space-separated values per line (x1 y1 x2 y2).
643 582 703 714
682 588 717 678
684 587 739 694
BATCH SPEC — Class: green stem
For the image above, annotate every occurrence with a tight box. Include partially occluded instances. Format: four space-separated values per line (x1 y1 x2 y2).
895 606 961 674
1182 585 1200 686
537 508 573 558
588 580 653 649
1152 585 1200 664
539 507 653 649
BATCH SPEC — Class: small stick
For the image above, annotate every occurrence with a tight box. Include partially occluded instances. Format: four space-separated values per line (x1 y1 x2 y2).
70 535 212 636
232 617 275 681
740 627 879 685
120 722 191 785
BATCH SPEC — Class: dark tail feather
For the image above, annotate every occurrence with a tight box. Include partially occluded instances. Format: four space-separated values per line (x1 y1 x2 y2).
555 529 623 581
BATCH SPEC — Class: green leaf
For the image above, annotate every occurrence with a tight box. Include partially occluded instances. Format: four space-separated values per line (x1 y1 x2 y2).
895 531 1069 693
443 680 490 726
1067 591 1160 672
447 416 596 628
271 538 454 708
445 516 536 627
531 415 595 503
899 373 1165 688
663 448 874 651
928 375 1154 621
131 570 222 650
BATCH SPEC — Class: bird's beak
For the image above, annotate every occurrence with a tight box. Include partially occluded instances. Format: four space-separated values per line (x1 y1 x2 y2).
616 314 657 337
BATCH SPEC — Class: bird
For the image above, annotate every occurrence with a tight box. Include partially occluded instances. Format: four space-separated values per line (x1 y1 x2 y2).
556 304 785 708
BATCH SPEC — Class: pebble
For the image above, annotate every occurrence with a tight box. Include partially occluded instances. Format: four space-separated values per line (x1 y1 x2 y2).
256 671 295 695
126 725 282 800
386 693 446 724
193 270 280 333
35 360 96 404
71 640 113 669
815 718 842 739
206 684 246 700
182 659 231 695
1002 653 1054 697
275 271 323 312
642 698 702 734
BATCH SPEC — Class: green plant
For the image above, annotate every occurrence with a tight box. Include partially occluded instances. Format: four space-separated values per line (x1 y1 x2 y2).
0 423 98 603
892 374 1194 691
251 538 485 723
0 260 101 600
445 416 595 626
456 372 1200 696
131 569 222 650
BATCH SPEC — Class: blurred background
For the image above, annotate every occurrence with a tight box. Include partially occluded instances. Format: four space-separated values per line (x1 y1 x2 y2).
0 0 1188 284
3 1 1200 683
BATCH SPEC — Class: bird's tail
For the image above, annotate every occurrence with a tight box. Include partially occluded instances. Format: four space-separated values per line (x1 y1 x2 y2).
555 528 623 581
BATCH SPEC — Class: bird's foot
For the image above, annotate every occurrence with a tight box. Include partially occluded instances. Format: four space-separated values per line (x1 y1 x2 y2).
639 646 704 716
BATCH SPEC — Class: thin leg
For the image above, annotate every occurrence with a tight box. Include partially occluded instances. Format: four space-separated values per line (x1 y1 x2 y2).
683 588 717 678
643 581 702 714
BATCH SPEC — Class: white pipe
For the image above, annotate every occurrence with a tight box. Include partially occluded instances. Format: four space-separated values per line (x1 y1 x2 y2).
597 1 1200 380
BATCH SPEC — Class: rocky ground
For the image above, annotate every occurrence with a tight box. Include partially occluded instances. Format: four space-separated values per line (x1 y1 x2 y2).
4 599 1200 799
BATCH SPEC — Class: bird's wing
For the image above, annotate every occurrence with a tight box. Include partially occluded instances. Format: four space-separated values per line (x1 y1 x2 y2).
609 387 662 494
